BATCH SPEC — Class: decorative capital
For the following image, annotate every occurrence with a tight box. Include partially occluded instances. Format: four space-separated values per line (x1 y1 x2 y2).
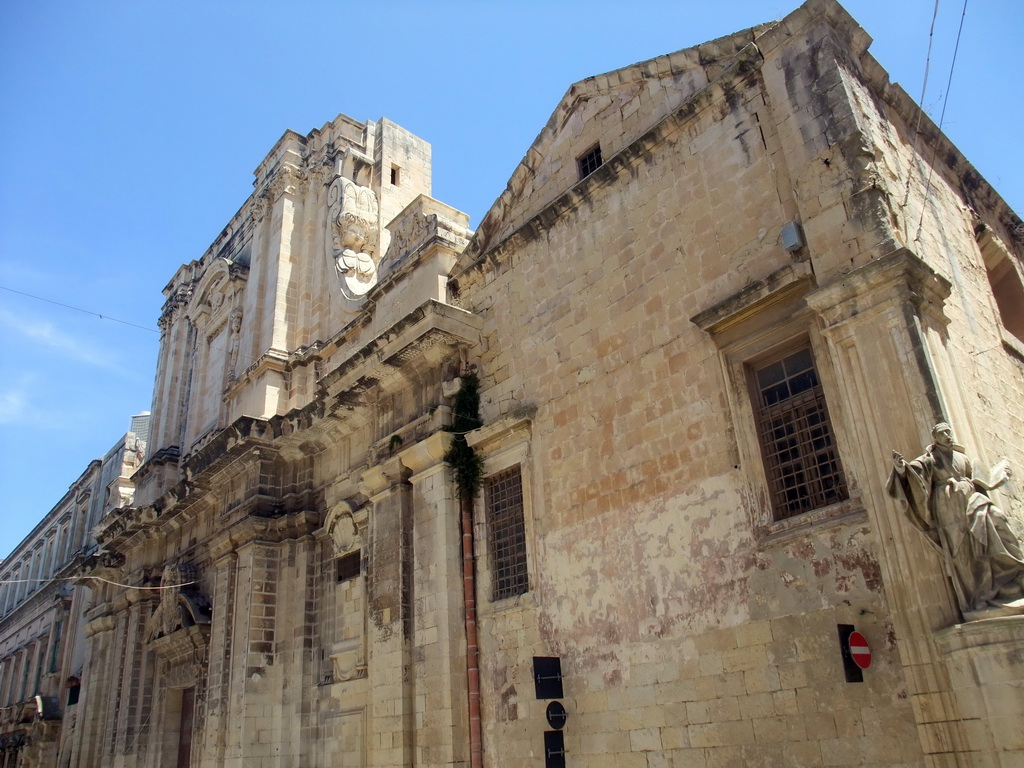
360 456 410 499
398 431 455 476
251 194 271 223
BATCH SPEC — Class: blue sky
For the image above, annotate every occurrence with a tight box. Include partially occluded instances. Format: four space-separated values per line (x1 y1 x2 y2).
1 1 1021 557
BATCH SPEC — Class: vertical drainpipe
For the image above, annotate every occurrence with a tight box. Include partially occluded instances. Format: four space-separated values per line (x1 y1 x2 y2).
461 491 484 768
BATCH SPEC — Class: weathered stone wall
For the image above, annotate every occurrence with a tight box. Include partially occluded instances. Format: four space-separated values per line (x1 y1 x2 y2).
452 2 1023 766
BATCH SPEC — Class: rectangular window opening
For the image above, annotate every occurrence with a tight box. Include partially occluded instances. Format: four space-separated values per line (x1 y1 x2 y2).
390 165 400 186
980 235 1024 342
751 346 849 520
176 686 195 768
336 550 361 583
485 466 529 601
577 144 603 180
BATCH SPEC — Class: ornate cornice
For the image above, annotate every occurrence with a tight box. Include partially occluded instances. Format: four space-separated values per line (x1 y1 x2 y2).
805 248 951 331
318 299 482 408
257 164 307 214
207 509 323 560
158 283 195 330
224 347 290 400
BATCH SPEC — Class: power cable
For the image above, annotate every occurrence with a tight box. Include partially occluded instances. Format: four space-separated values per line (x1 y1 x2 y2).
914 0 969 242
0 285 159 334
0 283 265 371
917 0 941 124
0 576 195 590
900 0 943 214
936 0 968 131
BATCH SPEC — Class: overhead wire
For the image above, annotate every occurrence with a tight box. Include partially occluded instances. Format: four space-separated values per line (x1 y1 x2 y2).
899 0 943 214
899 0 971 245
0 576 196 590
914 0 969 242
917 1 942 124
936 1 968 131
0 285 159 334
0 283 266 371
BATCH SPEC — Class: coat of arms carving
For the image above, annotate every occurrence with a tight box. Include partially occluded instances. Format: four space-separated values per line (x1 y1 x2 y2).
145 564 212 644
327 177 380 302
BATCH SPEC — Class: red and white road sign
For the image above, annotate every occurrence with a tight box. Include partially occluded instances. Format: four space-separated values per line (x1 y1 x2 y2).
847 631 871 669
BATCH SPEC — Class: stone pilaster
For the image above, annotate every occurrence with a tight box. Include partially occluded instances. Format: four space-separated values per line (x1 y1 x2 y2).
112 593 156 766
399 432 471 767
362 456 415 768
255 164 304 360
275 534 320 766
77 613 117 768
805 249 974 765
223 540 282 768
200 551 237 768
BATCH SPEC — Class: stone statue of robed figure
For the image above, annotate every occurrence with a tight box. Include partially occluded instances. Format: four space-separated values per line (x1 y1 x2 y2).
887 422 1024 619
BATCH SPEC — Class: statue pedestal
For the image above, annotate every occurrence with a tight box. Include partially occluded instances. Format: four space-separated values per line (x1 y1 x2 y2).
963 599 1024 623
935 616 1024 761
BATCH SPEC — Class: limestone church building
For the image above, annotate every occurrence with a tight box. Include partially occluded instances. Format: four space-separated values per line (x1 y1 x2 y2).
19 0 1024 766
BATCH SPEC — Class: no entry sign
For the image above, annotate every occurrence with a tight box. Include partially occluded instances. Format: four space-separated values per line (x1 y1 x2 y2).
847 631 871 669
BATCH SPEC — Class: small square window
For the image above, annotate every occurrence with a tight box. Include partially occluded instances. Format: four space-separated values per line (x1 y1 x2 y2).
577 144 603 180
485 466 529 601
336 550 361 582
751 346 849 520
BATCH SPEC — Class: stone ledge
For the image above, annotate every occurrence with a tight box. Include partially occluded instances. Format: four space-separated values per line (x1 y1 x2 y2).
934 614 1024 652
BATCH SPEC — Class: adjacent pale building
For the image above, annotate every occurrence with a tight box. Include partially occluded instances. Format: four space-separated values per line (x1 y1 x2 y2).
0 415 148 767
64 1 1024 767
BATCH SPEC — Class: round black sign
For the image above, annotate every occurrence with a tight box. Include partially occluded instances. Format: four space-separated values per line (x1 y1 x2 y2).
546 700 568 730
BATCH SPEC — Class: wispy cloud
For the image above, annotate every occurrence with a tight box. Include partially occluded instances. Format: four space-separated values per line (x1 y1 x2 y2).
0 307 133 376
0 384 29 425
0 261 51 285
0 374 65 428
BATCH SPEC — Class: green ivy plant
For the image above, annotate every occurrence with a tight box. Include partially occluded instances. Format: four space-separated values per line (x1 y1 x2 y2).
444 372 485 499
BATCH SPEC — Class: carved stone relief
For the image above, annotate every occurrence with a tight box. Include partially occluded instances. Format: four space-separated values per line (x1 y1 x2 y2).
384 212 430 268
226 309 243 385
324 501 363 555
145 564 212 644
326 177 380 302
329 641 366 683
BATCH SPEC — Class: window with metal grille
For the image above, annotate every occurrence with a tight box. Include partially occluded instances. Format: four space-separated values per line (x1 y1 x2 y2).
485 466 529 601
752 346 849 520
577 144 603 180
336 550 361 582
